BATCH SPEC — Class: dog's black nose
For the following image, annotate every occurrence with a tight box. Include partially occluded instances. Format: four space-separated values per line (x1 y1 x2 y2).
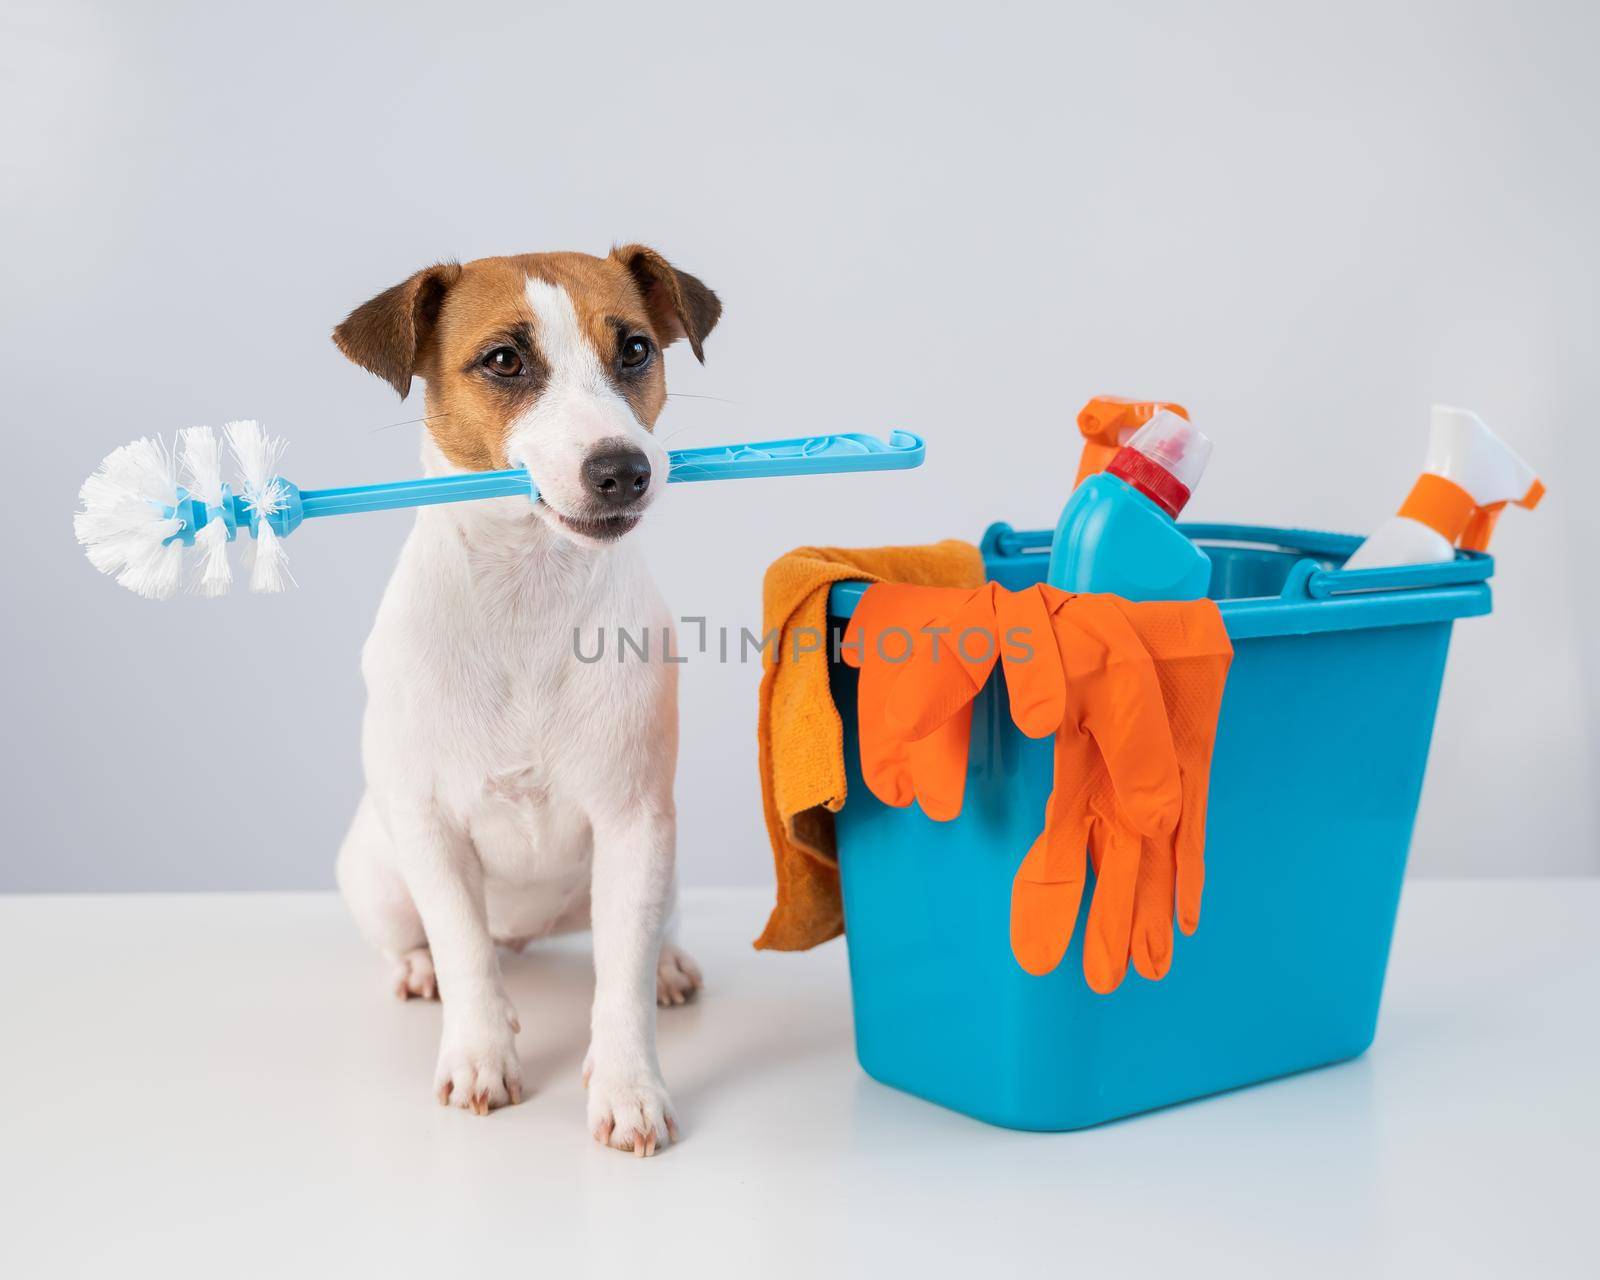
582 446 652 507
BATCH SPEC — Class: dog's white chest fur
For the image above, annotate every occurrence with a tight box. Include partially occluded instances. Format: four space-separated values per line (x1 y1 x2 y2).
356 487 675 939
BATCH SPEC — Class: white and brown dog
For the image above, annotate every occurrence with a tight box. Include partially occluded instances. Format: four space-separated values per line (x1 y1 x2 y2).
331 246 719 1156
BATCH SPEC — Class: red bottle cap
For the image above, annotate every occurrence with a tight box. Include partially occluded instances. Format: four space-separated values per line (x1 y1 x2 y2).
1105 411 1212 519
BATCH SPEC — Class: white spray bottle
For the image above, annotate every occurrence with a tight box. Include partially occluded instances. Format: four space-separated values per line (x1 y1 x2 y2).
1343 405 1544 571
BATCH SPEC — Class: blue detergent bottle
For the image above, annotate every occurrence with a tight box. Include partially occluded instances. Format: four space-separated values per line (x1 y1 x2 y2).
1047 410 1214 600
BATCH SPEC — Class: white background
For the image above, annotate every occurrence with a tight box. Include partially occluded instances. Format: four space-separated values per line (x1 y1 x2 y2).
3 0 1595 889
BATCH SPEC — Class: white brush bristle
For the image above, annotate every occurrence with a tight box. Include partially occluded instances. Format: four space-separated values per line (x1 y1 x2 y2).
178 425 233 596
74 436 186 600
224 419 295 594
224 419 285 494
248 521 294 593
191 519 234 596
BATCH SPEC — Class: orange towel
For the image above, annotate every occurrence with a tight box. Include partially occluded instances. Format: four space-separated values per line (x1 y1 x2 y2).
753 541 986 951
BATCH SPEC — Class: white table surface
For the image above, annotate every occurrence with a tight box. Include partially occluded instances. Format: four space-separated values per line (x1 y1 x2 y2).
1 882 1595 1279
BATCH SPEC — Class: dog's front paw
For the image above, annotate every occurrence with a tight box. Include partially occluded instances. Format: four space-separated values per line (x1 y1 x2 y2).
435 1003 523 1115
583 1056 678 1157
391 946 438 1001
656 942 704 1007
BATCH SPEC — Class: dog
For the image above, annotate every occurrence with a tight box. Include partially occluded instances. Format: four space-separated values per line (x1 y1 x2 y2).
330 246 720 1157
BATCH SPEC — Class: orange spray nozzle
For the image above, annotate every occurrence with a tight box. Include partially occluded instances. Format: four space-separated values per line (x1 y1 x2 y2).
1075 397 1191 487
1458 476 1546 552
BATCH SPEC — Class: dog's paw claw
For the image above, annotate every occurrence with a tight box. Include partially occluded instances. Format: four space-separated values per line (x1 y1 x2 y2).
655 943 703 1007
434 1011 522 1116
587 1068 676 1158
392 947 438 1001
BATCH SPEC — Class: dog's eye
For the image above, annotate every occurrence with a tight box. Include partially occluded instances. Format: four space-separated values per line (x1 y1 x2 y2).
619 335 652 370
483 347 523 377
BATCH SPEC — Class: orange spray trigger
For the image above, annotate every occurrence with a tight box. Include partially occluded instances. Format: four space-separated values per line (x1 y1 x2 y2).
1075 397 1191 488
1458 476 1546 553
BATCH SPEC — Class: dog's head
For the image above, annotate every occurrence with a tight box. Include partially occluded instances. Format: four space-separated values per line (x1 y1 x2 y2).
332 247 720 545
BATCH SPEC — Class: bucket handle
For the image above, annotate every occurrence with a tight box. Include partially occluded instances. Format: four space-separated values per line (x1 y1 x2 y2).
1297 554 1493 600
982 521 1367 560
980 522 1494 599
1178 524 1494 597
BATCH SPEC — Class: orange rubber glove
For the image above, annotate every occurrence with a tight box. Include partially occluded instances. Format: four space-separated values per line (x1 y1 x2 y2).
1009 590 1231 991
843 580 1071 820
880 580 1067 742
861 583 1182 985
858 581 1230 992
1004 592 1178 990
841 583 984 821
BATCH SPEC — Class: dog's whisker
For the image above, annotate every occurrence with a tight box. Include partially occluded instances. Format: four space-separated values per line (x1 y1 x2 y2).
665 393 740 403
367 413 454 435
658 422 715 448
662 452 713 470
665 462 720 481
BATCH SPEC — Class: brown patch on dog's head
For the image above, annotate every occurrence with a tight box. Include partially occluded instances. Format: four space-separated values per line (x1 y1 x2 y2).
332 249 720 474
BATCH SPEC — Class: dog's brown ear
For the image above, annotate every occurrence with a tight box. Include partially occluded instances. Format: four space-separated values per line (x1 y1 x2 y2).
612 245 721 364
332 262 463 398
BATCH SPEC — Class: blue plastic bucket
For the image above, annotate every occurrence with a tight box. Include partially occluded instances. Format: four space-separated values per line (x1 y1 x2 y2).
826 522 1492 1131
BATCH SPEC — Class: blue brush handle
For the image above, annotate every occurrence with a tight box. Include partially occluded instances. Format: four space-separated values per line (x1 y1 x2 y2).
188 430 924 539
300 470 533 517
